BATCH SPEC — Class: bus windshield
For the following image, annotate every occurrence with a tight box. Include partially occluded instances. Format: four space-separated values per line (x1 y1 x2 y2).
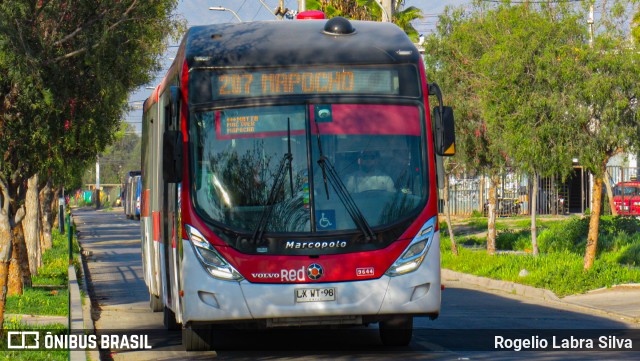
192 103 426 234
613 185 640 196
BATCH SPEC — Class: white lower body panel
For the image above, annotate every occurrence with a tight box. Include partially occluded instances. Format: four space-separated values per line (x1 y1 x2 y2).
179 234 441 325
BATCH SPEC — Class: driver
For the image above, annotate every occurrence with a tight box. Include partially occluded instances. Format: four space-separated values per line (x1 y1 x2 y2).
346 150 395 193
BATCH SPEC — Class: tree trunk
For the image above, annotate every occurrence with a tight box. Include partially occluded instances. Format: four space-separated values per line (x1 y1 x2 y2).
51 187 60 231
584 176 603 270
8 225 28 295
530 174 539 255
40 180 54 250
24 174 42 275
0 175 27 333
603 169 617 216
0 193 13 334
487 174 498 255
479 176 486 213
443 175 458 256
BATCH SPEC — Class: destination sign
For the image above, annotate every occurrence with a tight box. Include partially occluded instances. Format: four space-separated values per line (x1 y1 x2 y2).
218 105 306 138
212 68 399 99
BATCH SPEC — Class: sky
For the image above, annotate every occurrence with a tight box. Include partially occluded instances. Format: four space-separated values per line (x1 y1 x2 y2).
123 0 467 134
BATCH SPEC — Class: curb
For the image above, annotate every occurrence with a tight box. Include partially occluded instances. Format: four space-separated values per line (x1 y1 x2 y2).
68 264 87 361
78 243 101 361
73 217 102 361
442 269 561 302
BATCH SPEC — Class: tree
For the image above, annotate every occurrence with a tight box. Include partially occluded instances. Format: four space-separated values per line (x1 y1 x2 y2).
424 5 511 255
633 10 640 43
472 5 585 255
574 16 640 269
306 0 423 41
0 0 183 332
425 1 640 266
86 124 141 186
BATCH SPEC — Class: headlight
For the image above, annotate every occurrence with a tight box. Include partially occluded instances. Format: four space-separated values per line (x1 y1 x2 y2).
385 216 436 277
186 225 244 281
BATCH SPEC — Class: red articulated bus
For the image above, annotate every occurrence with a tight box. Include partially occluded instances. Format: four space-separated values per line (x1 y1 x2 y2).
141 14 455 350
612 181 640 216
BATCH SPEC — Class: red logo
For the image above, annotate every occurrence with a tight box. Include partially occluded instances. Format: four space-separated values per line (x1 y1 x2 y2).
307 264 324 280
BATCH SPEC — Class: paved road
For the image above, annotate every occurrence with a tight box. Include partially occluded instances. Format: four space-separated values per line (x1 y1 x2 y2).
73 207 640 360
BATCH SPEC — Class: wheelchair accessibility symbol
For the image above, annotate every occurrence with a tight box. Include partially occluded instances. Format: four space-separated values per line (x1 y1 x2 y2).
316 210 336 230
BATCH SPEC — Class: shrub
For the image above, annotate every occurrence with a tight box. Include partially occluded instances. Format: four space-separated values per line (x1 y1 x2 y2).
496 229 531 251
537 216 588 253
598 231 637 254
616 242 640 267
599 216 640 236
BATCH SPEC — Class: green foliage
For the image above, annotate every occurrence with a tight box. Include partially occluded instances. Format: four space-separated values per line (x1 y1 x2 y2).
470 210 484 218
88 124 141 185
2 320 68 360
616 243 640 267
6 228 79 317
426 1 640 267
455 236 485 248
0 0 184 217
536 216 640 254
32 229 70 286
537 217 589 253
598 216 640 236
306 0 422 40
633 10 640 44
496 229 531 251
442 215 640 295
5 288 69 317
441 245 640 296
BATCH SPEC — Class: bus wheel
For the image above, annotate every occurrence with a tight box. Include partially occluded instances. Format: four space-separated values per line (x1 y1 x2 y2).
379 316 413 347
182 325 213 351
163 306 180 330
149 293 163 312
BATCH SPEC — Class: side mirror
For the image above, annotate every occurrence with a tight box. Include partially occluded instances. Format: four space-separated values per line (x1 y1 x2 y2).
433 106 455 156
163 130 183 183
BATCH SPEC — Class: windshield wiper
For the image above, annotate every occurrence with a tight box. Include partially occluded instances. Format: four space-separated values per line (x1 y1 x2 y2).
314 120 376 242
251 118 294 244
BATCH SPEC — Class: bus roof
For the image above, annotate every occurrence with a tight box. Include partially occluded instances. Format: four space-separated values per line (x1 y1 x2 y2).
182 19 420 68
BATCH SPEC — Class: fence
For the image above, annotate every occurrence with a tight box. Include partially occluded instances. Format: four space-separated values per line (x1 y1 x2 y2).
440 166 629 216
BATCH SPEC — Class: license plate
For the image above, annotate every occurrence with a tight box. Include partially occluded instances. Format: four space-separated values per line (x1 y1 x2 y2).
295 287 336 303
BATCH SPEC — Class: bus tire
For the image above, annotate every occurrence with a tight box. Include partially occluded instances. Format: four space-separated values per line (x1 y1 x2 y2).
379 316 413 347
149 293 163 312
182 325 213 351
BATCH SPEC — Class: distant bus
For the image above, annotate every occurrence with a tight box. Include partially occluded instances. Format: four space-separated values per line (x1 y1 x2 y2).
123 170 141 219
612 181 640 216
141 15 455 350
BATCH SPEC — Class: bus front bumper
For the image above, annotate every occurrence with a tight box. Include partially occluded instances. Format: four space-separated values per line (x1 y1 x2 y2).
180 235 441 326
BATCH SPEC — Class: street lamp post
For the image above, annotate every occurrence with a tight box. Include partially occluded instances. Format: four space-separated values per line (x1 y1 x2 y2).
209 6 242 22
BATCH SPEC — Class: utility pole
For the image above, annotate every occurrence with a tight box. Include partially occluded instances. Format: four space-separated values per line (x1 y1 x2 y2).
298 0 305 12
588 5 594 48
95 157 101 209
380 0 393 22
